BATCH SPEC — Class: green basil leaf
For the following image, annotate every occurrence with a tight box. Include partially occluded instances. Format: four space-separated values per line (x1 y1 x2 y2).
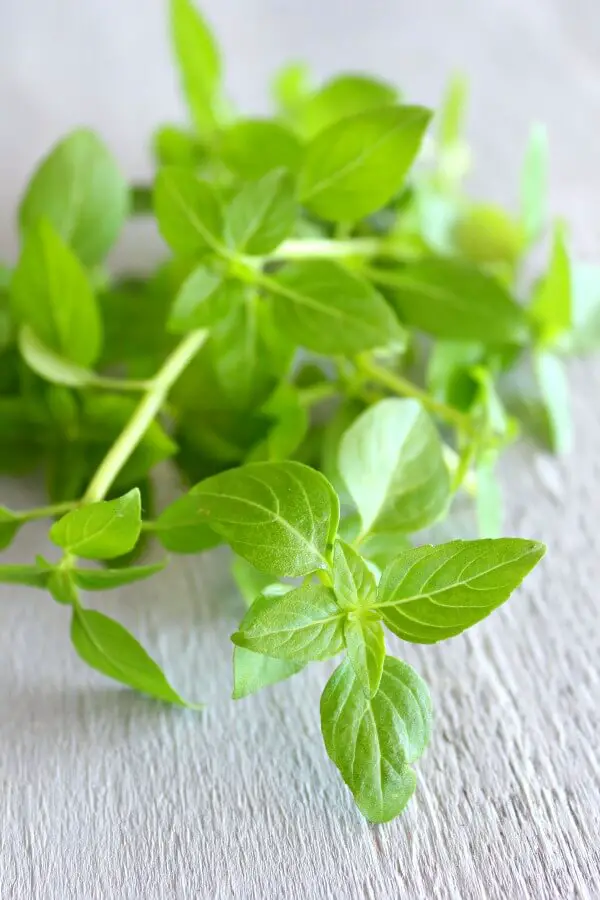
0 507 22 550
438 72 468 150
453 204 525 267
209 293 292 410
225 169 296 255
299 105 431 222
152 124 207 168
0 562 50 589
270 260 404 355
344 615 385 698
521 123 548 245
154 168 224 257
530 223 571 346
301 73 398 138
376 538 546 643
301 74 397 138
73 562 166 590
272 62 312 125
339 398 450 537
155 492 221 554
19 325 97 387
426 340 482 411
220 119 303 179
50 488 142 559
169 0 222 135
232 646 303 699
192 460 340 576
18 129 129 266
378 259 528 344
247 384 308 463
168 268 238 332
320 655 432 823
71 606 197 707
11 220 102 366
232 581 344 662
232 556 278 607
355 529 412 571
332 539 377 611
475 460 503 539
533 351 573 455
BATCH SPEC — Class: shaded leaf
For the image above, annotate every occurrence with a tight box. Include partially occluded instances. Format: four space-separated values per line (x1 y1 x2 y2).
232 646 303 699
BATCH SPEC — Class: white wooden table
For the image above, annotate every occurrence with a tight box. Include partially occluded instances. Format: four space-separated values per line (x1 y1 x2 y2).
1 2 599 897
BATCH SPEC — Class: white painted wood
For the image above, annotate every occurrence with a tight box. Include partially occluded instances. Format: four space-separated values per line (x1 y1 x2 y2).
1 2 600 897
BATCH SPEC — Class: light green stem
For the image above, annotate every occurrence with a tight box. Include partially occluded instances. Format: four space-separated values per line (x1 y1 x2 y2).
83 330 208 503
356 356 474 434
90 375 152 392
297 381 339 407
14 500 77 522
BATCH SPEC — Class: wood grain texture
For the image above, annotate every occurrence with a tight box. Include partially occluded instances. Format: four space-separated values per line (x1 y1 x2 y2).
1 1 600 897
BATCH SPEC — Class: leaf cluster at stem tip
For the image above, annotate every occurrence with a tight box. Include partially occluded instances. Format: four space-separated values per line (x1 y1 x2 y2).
4 0 591 824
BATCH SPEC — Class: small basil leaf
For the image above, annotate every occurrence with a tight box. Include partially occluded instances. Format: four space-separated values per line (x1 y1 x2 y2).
376 538 545 643
453 204 525 267
521 123 548 245
11 220 102 366
154 168 224 257
220 119 303 179
0 507 22 550
169 0 222 135
377 258 528 344
225 169 296 255
152 124 207 168
344 615 385 698
232 556 278 607
50 488 142 559
18 129 129 266
211 294 290 409
320 656 432 823
533 351 573 455
300 73 397 138
192 460 340 576
0 562 50 589
71 606 197 707
155 492 221 554
19 325 97 387
355 529 412 571
232 647 304 699
272 61 312 125
232 582 344 663
73 562 166 590
332 539 377 611
168 268 238 332
270 260 404 356
339 398 450 537
530 223 571 346
300 105 431 222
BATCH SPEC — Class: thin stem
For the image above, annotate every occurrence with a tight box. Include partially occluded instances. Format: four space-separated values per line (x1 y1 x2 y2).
297 381 339 407
90 375 152 392
356 356 474 434
83 330 208 503
14 500 77 522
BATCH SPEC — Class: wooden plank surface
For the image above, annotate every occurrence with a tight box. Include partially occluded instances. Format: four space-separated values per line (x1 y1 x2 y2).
1 2 600 897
